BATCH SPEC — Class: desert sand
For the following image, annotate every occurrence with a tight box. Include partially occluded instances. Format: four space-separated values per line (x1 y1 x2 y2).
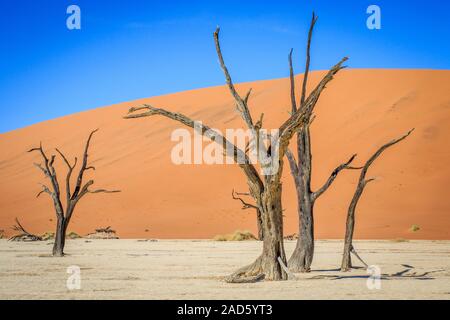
0 69 449 239
0 239 448 299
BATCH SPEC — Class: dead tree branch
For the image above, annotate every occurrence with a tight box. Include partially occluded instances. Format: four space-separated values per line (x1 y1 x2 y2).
231 189 258 210
289 48 297 113
9 218 42 242
300 12 318 109
312 154 358 201
231 189 263 240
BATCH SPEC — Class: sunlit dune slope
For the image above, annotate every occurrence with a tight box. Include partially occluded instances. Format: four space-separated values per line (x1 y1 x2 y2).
0 69 449 239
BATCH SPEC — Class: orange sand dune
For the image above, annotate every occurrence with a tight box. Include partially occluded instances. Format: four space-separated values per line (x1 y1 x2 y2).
0 69 449 239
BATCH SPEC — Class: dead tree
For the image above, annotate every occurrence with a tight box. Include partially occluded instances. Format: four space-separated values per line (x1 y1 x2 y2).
231 189 263 240
9 218 42 242
95 226 116 233
29 130 120 256
125 25 347 282
341 129 414 271
285 13 357 272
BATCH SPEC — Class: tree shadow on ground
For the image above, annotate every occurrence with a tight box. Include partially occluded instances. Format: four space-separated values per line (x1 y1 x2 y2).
306 265 444 281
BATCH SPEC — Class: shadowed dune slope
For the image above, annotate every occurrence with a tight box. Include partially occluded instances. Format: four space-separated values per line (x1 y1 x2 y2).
0 69 449 239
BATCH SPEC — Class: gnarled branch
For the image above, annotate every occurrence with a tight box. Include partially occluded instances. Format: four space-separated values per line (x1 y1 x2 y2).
56 148 77 204
214 27 254 131
289 48 297 113
36 184 52 198
300 12 318 109
29 143 64 218
231 189 258 210
71 129 98 200
312 153 357 201
125 104 264 194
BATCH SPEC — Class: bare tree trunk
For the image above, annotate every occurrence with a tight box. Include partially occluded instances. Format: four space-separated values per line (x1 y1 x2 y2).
53 217 67 257
289 198 314 272
287 129 315 272
341 190 360 271
260 186 287 280
341 244 352 271
256 208 264 240
228 184 287 281
341 129 413 271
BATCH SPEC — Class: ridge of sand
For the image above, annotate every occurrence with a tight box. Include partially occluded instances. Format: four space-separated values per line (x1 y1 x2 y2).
0 69 449 239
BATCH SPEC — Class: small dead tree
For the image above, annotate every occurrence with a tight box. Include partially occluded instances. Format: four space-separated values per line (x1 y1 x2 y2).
231 189 263 240
86 226 119 239
341 129 414 271
95 226 115 233
286 13 357 272
9 218 42 242
29 130 120 256
125 25 347 282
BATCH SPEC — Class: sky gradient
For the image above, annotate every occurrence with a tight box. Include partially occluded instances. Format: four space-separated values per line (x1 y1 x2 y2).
1 0 449 133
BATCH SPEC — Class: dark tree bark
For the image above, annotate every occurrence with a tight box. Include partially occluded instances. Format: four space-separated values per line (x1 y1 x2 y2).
125 26 347 282
341 129 414 271
286 13 356 272
231 189 264 240
29 130 120 256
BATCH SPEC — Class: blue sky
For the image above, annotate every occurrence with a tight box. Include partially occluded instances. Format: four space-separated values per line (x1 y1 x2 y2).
0 0 449 133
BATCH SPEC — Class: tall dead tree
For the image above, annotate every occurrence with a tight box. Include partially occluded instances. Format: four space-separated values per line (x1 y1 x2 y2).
341 129 414 271
231 189 263 240
286 13 356 272
125 25 347 282
29 130 120 256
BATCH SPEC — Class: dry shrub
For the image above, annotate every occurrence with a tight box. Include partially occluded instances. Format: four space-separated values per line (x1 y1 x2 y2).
86 226 119 239
41 232 55 240
67 232 82 239
213 230 257 241
284 233 298 240
391 238 409 243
